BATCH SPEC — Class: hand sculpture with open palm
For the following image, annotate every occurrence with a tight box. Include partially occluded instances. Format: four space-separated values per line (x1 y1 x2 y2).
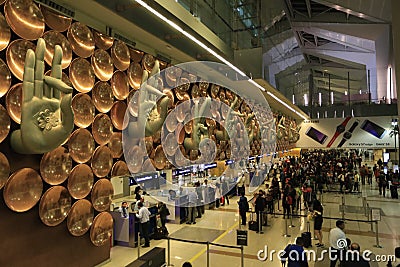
128 60 169 137
10 38 74 154
215 96 245 141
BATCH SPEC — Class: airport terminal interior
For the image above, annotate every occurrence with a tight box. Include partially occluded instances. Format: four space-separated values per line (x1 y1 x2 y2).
0 0 399 267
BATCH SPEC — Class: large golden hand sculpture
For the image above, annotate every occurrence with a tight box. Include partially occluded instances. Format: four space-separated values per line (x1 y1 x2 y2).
216 96 244 141
183 98 211 151
128 60 169 137
10 38 74 154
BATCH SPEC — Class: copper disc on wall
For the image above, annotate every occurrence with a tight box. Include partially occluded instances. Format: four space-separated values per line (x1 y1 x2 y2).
91 178 114 211
68 128 95 163
0 104 10 143
68 164 94 199
111 70 129 100
110 101 127 131
111 40 130 71
129 48 144 62
67 199 93 236
4 0 45 40
127 62 143 90
0 59 10 98
175 123 185 145
126 145 143 174
6 39 35 81
165 66 182 88
93 30 114 50
163 132 177 157
41 5 72 32
91 146 113 178
111 161 130 177
154 145 166 169
42 30 72 69
174 145 187 167
91 49 113 81
3 168 43 212
40 146 72 185
90 212 113 246
0 152 10 189
163 89 175 108
142 53 155 72
92 113 113 145
142 158 154 173
165 110 178 133
0 12 10 51
69 57 95 93
67 22 94 58
5 83 22 124
39 186 71 226
92 81 114 113
72 93 95 128
108 132 123 158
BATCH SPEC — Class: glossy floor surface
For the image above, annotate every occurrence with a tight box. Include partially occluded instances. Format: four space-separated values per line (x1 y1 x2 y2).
100 181 400 267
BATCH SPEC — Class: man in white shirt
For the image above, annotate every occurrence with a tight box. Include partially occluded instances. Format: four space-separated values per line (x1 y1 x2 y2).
118 201 129 219
329 220 347 267
134 197 144 212
354 171 360 192
136 201 151 247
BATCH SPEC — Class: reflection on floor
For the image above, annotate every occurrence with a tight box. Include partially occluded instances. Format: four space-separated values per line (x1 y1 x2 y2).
99 181 400 267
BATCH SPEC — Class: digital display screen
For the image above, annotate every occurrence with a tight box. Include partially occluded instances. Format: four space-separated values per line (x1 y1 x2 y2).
305 127 328 144
360 120 386 139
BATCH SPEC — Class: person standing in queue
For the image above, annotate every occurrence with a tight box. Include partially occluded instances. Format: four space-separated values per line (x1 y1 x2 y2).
238 191 249 226
136 201 151 248
329 220 347 267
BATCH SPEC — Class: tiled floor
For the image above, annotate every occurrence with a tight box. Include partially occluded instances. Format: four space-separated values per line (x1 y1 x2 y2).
100 181 400 267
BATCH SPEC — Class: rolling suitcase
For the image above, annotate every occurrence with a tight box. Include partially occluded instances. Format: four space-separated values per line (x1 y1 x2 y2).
248 211 258 231
302 221 312 248
391 185 398 199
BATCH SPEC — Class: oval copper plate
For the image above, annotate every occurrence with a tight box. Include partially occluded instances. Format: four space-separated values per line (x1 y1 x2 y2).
67 199 93 236
174 145 187 167
92 113 113 145
67 22 95 58
0 104 10 143
39 186 71 226
42 30 72 69
176 100 190 122
69 57 95 93
154 145 166 169
175 123 185 145
3 168 43 212
165 110 178 133
41 5 72 32
111 40 130 71
127 62 143 90
68 164 94 199
6 39 35 81
40 146 72 185
0 152 10 189
93 30 114 50
191 84 200 98
165 66 182 87
110 101 127 131
126 145 143 174
210 84 220 98
91 146 113 178
5 0 45 40
163 89 175 108
108 132 123 158
129 48 144 62
0 12 11 51
111 160 130 177
184 115 192 134
142 53 155 72
111 70 129 100
72 93 95 128
164 132 178 156
142 158 153 173
68 128 95 163
91 178 114 211
5 83 22 124
90 212 113 246
92 81 114 113
91 49 113 81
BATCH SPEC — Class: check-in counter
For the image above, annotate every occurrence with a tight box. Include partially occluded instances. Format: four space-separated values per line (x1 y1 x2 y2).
111 205 158 248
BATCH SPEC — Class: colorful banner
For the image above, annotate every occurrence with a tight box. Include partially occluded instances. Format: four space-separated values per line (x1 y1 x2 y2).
296 116 397 149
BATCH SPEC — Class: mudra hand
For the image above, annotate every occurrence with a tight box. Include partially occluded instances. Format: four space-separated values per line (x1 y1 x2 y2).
128 60 168 137
10 38 74 154
184 98 211 151
216 96 244 141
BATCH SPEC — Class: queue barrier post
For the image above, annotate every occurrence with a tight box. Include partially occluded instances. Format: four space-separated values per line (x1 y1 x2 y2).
258 211 263 234
167 237 171 266
241 245 244 267
374 221 383 248
283 216 291 237
206 242 210 267
137 233 141 259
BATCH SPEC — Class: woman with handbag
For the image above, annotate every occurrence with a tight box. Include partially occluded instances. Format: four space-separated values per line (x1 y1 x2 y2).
312 199 324 247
